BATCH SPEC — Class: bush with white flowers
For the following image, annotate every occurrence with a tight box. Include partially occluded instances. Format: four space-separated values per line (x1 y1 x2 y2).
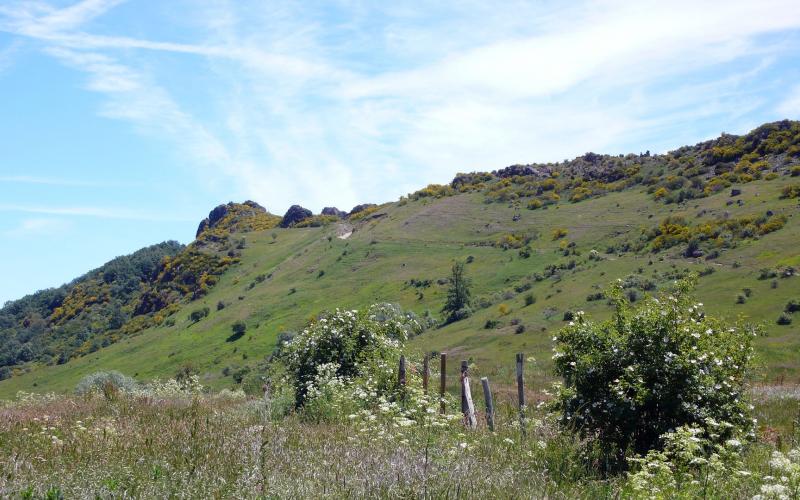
552 275 756 463
284 307 417 406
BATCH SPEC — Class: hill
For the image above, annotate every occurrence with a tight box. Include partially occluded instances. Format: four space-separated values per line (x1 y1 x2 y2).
1 120 800 397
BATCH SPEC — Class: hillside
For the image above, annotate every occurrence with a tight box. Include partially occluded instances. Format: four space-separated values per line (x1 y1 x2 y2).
1 120 800 398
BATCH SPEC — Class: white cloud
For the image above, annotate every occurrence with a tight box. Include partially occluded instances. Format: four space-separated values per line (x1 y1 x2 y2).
0 175 143 188
1 0 799 213
4 217 71 238
0 204 195 222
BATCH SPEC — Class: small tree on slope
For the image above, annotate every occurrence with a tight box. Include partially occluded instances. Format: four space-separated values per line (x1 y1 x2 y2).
442 260 472 324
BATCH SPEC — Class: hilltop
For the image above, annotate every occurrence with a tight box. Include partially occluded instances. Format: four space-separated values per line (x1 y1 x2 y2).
1 120 799 397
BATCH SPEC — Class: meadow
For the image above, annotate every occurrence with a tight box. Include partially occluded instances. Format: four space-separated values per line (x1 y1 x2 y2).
2 373 800 498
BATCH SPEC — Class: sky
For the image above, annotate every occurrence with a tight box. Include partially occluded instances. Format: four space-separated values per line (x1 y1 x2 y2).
1 0 800 304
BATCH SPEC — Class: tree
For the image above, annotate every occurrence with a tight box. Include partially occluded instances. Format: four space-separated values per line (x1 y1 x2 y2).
442 261 472 324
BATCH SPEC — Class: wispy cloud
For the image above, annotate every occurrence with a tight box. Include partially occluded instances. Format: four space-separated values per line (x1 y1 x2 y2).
4 217 72 238
1 0 799 212
0 175 141 188
0 204 195 222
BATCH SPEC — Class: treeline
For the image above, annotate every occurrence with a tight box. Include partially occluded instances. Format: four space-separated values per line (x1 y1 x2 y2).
0 242 186 378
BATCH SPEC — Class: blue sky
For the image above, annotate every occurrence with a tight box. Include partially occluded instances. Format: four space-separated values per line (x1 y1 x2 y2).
1 0 800 305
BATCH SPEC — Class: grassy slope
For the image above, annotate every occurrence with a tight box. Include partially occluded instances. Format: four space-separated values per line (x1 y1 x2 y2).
1 175 799 398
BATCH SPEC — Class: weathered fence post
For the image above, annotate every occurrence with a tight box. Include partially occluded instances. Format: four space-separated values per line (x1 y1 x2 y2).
480 377 495 432
262 382 270 404
461 361 477 429
262 382 271 418
516 353 526 434
398 355 407 387
423 354 430 395
440 353 447 414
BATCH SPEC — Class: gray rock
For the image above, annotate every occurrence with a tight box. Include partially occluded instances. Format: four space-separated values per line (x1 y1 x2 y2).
322 207 346 218
280 205 313 228
349 203 376 216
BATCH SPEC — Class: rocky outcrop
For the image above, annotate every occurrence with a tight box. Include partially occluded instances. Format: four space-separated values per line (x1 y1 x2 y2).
196 201 269 238
349 203 376 216
280 205 313 228
321 207 346 218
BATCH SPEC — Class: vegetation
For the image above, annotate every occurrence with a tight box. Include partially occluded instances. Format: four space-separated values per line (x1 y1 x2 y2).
0 241 184 372
2 119 800 403
441 261 472 324
553 277 754 465
1 293 798 498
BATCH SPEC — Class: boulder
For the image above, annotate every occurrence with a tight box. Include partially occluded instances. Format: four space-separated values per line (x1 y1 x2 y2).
280 205 313 228
321 207 346 218
349 203 376 216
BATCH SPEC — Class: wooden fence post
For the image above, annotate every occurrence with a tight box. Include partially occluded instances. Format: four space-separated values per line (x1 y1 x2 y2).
398 355 407 387
480 377 494 432
516 353 526 434
461 361 477 429
440 353 447 414
423 354 430 395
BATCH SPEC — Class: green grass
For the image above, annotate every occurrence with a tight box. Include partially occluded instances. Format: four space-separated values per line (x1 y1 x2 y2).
2 175 799 398
1 386 800 498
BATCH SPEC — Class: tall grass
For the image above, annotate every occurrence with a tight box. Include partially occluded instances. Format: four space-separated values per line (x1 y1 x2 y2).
2 387 800 498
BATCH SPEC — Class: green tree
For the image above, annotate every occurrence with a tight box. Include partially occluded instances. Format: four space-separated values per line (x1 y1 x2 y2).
442 261 472 324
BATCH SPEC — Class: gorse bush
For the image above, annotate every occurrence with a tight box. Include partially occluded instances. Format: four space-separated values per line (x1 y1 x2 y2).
552 276 755 465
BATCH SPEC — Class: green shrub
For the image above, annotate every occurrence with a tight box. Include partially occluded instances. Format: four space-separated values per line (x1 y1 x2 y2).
283 307 414 406
188 306 210 323
781 184 800 199
777 313 793 325
484 319 500 329
75 371 138 396
552 276 755 466
525 294 536 306
552 228 568 240
230 321 247 340
785 300 800 313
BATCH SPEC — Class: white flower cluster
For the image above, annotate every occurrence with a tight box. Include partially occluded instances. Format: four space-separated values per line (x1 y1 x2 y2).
132 375 205 399
754 449 800 500
626 425 751 499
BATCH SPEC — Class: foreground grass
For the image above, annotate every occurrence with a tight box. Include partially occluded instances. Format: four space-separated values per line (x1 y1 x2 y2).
1 388 799 499
0 392 608 498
